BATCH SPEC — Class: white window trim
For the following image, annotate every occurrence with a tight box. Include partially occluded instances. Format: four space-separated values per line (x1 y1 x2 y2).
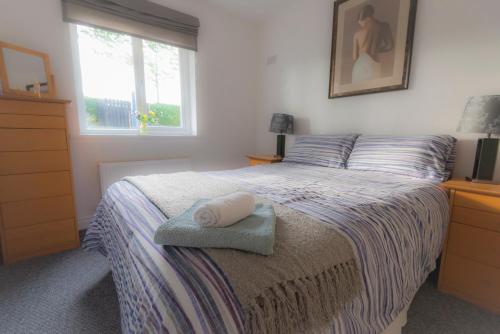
69 24 197 137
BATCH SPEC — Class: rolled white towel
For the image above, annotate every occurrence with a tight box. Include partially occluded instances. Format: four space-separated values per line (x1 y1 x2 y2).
193 192 256 228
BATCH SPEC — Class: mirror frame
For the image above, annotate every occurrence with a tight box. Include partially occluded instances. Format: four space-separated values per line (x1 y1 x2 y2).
0 41 56 98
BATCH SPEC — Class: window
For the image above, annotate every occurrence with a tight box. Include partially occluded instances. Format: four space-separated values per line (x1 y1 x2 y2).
70 24 196 136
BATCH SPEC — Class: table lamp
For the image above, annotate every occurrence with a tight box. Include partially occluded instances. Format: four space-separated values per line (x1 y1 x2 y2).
269 113 294 157
457 95 500 182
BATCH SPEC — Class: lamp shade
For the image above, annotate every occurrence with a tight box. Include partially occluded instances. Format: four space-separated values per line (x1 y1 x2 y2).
269 113 294 134
458 96 500 135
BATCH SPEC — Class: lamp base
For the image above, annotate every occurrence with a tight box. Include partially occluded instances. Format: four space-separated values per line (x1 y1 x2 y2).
276 134 286 157
470 138 499 182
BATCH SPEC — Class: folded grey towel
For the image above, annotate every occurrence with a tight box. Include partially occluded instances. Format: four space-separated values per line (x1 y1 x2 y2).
154 200 276 255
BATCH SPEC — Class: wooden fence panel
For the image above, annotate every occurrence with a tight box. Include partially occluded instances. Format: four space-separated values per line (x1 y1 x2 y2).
96 99 132 128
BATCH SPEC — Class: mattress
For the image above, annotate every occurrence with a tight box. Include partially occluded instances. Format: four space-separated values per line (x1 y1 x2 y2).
84 163 449 333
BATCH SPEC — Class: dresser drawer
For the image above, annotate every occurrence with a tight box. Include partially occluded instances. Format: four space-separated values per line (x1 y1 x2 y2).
3 219 78 263
0 151 70 175
452 206 500 233
448 223 500 268
0 114 66 129
0 129 67 152
0 172 72 202
441 253 500 313
0 99 65 117
1 195 75 229
454 191 500 215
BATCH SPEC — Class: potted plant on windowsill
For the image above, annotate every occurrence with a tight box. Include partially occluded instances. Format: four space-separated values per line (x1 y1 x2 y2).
138 111 159 134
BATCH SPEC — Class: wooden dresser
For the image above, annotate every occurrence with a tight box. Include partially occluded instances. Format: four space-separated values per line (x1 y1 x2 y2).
439 180 500 314
0 96 79 265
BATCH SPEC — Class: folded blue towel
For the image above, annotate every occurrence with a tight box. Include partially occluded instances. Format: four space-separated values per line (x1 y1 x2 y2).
154 200 276 255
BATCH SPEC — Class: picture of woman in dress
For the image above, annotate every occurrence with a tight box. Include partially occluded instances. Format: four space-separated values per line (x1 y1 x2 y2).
352 4 394 83
329 0 416 98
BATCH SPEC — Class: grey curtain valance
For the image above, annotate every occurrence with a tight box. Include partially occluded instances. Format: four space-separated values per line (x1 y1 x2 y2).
62 0 200 51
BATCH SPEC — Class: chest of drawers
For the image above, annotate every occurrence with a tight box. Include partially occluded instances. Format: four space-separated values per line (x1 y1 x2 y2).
439 180 500 314
0 96 79 264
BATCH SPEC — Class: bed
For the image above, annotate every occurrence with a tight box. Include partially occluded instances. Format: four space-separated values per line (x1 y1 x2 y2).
84 161 450 334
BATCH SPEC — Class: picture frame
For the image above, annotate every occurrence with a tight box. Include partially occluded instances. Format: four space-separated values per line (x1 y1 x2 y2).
328 0 417 99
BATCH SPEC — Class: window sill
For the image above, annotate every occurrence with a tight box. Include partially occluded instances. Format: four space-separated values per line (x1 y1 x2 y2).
76 130 197 138
80 127 196 137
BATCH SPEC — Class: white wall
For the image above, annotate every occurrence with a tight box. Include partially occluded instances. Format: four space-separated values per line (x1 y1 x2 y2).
256 0 500 181
2 0 499 228
0 0 259 228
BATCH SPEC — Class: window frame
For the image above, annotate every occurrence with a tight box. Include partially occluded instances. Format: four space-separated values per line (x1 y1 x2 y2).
69 24 197 137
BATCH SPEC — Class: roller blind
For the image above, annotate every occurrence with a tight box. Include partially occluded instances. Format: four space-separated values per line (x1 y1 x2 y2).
61 0 200 51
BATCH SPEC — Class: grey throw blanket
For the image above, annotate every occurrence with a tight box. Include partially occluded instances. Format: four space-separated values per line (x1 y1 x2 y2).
125 172 361 334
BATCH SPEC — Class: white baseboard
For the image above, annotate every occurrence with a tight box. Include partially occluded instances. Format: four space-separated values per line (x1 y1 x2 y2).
77 215 94 230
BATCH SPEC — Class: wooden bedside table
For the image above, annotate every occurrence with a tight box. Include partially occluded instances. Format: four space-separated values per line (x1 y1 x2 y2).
438 179 500 314
247 155 283 166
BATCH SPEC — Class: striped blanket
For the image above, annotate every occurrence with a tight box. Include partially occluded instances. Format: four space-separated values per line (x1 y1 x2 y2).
84 163 449 333
124 172 360 334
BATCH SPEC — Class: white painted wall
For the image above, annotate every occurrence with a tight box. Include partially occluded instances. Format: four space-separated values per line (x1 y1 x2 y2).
256 0 500 181
0 0 259 228
1 0 499 229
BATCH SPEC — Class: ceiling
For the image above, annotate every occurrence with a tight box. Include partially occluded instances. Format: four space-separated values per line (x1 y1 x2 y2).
206 0 297 22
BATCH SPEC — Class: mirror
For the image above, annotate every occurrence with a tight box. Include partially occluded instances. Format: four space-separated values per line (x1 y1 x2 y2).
0 42 55 98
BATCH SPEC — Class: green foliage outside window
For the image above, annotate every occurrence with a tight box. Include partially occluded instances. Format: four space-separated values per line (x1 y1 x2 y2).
148 103 181 127
84 97 180 127
84 97 99 125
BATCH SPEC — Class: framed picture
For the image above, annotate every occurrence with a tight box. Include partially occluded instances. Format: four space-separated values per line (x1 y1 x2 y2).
329 0 417 98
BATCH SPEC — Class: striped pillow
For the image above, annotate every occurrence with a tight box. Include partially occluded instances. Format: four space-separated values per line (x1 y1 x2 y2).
444 144 457 180
283 135 359 168
347 135 457 181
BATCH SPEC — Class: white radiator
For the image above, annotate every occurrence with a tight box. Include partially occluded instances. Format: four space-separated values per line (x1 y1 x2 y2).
99 158 192 195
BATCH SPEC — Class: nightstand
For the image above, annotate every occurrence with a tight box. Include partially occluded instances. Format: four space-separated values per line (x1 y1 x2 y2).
438 179 500 314
247 155 283 166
